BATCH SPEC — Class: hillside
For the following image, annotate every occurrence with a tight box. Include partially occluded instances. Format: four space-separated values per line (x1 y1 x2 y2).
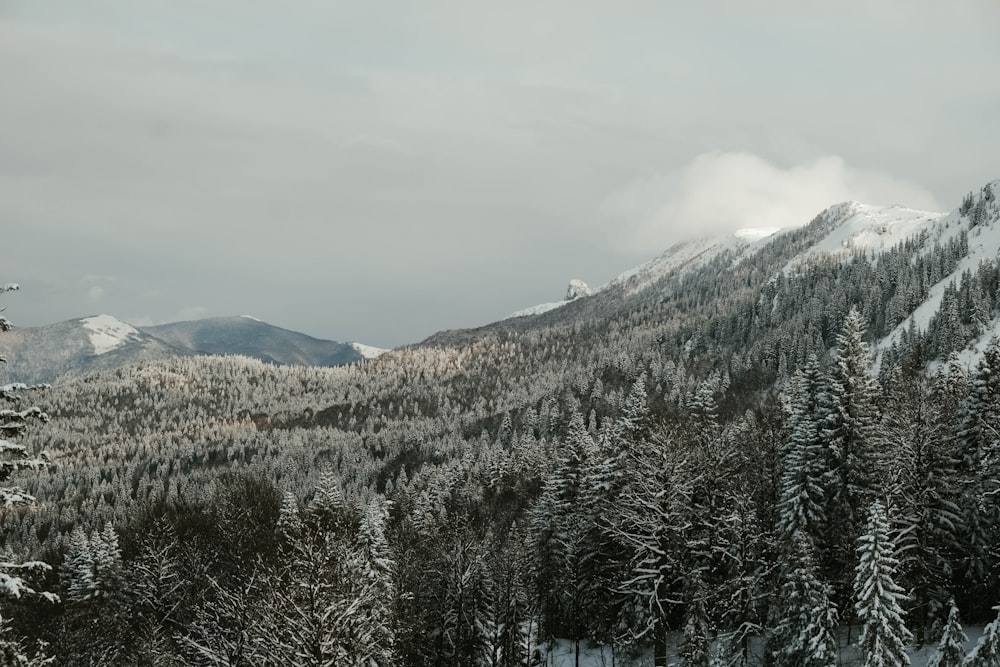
141 316 362 367
3 178 1000 665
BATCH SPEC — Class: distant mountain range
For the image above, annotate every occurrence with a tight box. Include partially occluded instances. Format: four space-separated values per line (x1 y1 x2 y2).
0 314 386 384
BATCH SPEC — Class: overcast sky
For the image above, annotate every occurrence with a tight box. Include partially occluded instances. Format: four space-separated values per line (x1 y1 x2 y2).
2 1 998 347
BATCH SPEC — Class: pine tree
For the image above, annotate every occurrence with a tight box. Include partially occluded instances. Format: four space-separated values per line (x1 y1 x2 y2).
824 308 881 603
60 527 95 604
769 535 839 667
963 604 1000 666
854 501 912 667
882 367 961 645
777 354 829 549
927 599 967 667
351 498 397 667
679 577 711 667
954 338 1000 612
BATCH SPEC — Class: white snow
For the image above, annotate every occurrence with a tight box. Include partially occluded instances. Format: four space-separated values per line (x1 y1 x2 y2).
239 315 262 322
538 624 988 666
783 202 946 276
508 280 595 319
351 342 389 359
876 199 1000 369
508 301 567 319
609 228 779 296
80 315 140 355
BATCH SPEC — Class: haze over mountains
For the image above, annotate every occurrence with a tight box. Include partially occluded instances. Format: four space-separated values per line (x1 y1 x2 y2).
4 180 1000 387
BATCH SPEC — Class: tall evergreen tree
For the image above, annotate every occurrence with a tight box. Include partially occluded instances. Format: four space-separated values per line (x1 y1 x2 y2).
777 354 829 550
854 501 912 667
881 367 961 645
824 308 881 604
769 535 839 667
954 338 1000 613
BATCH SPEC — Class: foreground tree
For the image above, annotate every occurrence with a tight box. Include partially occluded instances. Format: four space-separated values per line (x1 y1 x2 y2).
854 501 912 667
769 535 838 667
0 283 55 665
927 599 967 667
963 604 1000 666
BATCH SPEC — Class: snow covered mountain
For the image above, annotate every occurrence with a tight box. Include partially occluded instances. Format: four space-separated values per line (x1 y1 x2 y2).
481 179 1000 373
0 314 376 384
141 316 363 368
0 315 181 384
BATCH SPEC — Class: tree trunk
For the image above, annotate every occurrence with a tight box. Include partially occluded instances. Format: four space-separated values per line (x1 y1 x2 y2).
654 619 668 667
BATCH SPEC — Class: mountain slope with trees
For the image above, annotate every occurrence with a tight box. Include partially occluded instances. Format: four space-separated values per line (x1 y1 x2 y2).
0 180 999 664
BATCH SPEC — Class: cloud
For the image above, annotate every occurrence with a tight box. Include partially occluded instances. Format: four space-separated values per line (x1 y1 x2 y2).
87 286 104 301
605 152 943 252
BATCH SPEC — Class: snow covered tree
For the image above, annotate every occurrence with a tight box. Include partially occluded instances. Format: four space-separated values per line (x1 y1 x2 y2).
777 354 829 550
824 308 881 603
963 604 1000 666
679 577 711 667
0 284 50 509
0 284 55 666
954 338 1000 612
927 599 967 667
881 367 962 645
611 432 695 666
768 534 838 667
854 501 912 667
0 614 50 667
350 498 397 667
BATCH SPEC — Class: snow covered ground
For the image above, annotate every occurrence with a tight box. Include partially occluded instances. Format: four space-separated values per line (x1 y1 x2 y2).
537 625 987 666
351 342 389 359
80 314 140 355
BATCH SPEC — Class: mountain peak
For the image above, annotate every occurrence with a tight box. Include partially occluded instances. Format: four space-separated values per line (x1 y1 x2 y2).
565 280 592 301
80 315 140 355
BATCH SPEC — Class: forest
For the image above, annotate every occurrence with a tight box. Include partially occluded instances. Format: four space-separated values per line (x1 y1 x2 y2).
0 184 999 665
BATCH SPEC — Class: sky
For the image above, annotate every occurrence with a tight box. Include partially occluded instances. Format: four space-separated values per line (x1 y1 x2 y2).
2 1 998 348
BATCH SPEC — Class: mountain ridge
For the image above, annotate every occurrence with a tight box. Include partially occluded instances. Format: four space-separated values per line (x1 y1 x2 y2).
0 314 374 384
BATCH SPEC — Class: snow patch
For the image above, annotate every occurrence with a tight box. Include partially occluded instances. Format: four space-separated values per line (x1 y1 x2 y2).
351 342 389 360
608 229 776 296
734 227 781 241
239 315 262 322
508 301 566 318
80 315 140 355
783 202 946 276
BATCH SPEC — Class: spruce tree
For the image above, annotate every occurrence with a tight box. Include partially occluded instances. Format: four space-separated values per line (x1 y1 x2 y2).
927 599 967 667
824 308 881 604
854 501 912 667
777 354 829 549
954 338 1000 612
963 604 1000 666
769 535 838 667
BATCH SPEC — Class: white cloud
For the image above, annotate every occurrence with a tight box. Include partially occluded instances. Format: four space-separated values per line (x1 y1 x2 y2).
87 286 105 301
605 152 943 252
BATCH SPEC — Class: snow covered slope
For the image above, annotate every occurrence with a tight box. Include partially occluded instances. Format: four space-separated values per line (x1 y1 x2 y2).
351 342 389 360
507 280 594 319
608 227 780 296
80 315 141 355
500 179 1000 377
781 202 947 276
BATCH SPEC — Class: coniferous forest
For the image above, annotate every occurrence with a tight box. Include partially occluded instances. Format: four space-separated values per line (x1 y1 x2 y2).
2 184 1000 665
